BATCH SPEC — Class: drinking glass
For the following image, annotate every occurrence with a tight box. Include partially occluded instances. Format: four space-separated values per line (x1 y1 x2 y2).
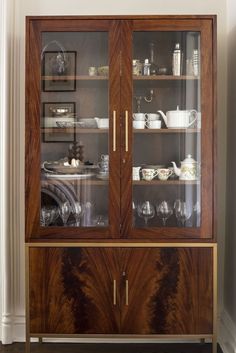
71 201 84 226
156 201 173 226
137 201 155 226
59 201 71 226
40 205 59 226
174 200 192 226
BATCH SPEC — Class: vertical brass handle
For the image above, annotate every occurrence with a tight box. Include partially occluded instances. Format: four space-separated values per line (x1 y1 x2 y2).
125 110 128 152
113 110 116 152
113 279 117 305
125 279 129 305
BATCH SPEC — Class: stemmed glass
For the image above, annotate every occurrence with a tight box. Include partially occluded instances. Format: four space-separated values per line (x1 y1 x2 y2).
156 201 173 226
40 205 59 226
132 200 137 226
193 200 201 226
137 201 155 226
59 201 71 226
71 201 84 227
174 199 192 226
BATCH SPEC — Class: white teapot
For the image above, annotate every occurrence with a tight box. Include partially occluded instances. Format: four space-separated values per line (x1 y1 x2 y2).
157 106 197 129
171 155 199 180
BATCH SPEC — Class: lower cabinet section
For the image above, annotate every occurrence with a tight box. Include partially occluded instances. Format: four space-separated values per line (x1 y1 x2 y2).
28 247 213 335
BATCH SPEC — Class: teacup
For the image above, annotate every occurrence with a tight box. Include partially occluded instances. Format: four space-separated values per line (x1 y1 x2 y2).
133 113 146 121
88 66 97 76
142 168 158 181
145 113 160 121
101 154 109 161
132 166 141 180
156 168 173 181
133 120 145 129
145 120 161 129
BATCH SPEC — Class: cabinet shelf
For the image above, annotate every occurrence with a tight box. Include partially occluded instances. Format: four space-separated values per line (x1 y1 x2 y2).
134 128 200 134
133 75 200 81
42 75 108 81
133 180 200 185
41 128 108 134
43 178 108 185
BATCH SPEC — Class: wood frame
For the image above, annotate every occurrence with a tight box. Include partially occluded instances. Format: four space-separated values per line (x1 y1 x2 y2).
25 243 217 353
26 15 216 242
120 18 216 241
25 18 121 240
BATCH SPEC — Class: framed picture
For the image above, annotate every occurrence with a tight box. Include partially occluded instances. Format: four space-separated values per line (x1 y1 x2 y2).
42 51 77 92
42 102 76 143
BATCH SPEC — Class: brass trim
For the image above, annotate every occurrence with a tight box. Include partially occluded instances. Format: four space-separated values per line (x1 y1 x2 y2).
125 110 128 152
125 279 129 305
113 279 117 306
29 333 213 339
25 246 30 353
26 242 216 248
113 110 116 152
212 245 218 353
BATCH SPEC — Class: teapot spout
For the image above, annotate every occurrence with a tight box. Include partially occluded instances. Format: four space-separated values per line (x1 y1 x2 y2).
157 110 168 127
171 161 181 177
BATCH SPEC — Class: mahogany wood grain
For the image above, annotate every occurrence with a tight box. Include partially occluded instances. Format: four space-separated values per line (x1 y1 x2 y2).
29 247 120 334
25 19 121 240
120 18 215 240
120 247 213 334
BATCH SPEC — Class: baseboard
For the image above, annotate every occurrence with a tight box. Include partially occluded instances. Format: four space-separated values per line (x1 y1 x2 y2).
219 310 236 353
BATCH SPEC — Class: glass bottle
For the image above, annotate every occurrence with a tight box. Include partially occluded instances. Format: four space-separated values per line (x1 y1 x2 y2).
172 43 183 76
149 42 158 75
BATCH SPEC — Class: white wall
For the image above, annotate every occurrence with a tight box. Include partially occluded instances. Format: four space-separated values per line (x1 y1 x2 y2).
0 0 228 344
220 1 236 352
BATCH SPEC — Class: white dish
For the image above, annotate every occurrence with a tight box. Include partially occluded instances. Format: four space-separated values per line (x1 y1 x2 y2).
45 173 94 180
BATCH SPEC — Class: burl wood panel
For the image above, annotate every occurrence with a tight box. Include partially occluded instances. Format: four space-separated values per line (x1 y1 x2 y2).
29 248 120 334
120 247 213 334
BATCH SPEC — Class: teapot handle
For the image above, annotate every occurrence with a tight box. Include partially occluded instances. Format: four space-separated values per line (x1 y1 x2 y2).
187 110 198 128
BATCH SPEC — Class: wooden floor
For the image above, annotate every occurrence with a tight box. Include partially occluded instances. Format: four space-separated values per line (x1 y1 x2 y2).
0 343 223 353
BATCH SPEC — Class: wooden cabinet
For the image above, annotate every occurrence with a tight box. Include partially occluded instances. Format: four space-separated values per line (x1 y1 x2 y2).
28 246 213 335
25 15 217 353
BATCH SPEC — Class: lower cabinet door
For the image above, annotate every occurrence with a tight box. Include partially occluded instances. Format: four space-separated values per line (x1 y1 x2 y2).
120 247 213 335
29 247 120 334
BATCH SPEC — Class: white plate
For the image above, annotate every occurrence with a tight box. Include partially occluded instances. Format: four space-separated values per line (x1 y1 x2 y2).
45 173 94 180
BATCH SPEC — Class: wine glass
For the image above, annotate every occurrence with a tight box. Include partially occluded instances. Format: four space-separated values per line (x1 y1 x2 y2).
193 200 201 227
137 201 155 226
174 200 192 227
132 200 137 226
40 205 59 226
59 201 71 226
71 201 84 226
156 201 173 226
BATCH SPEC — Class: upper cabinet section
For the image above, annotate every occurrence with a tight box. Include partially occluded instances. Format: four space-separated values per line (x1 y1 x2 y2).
25 16 216 241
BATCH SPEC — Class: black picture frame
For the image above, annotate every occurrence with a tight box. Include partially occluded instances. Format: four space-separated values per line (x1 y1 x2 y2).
42 102 76 143
42 51 77 92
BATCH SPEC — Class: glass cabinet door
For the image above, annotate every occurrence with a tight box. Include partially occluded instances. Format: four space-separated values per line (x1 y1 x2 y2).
26 20 120 239
121 20 214 239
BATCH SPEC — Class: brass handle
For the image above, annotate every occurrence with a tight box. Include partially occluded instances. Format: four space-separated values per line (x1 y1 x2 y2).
113 279 117 305
125 110 128 152
113 110 116 152
125 279 129 305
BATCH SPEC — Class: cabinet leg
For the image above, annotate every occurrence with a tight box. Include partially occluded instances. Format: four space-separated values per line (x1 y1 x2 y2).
200 338 205 344
212 336 217 353
25 336 30 353
39 337 43 344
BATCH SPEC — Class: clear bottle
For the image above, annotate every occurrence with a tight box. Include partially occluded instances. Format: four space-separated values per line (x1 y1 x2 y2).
172 43 183 76
149 42 158 75
143 59 151 76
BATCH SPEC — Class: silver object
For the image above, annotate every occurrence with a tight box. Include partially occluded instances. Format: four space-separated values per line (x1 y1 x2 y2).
172 43 182 76
143 59 151 76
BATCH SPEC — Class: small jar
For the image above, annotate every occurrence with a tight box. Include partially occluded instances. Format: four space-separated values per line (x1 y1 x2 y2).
133 59 142 76
143 59 151 76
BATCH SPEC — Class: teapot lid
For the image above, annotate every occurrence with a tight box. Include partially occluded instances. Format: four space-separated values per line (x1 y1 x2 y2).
182 154 197 164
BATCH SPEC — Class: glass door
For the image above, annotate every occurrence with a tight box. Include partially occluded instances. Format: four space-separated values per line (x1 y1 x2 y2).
26 19 121 239
121 19 214 239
